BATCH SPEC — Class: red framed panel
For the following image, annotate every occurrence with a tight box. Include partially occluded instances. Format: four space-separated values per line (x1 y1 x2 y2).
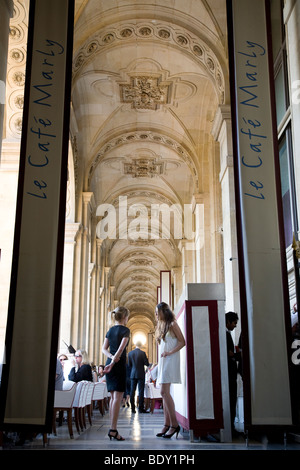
175 300 223 436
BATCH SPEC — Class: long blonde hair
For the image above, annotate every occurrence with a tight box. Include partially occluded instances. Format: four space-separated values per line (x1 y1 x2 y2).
155 302 175 344
108 306 129 326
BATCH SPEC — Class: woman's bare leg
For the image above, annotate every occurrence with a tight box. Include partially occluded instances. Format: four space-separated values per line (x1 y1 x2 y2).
160 383 178 429
110 391 124 432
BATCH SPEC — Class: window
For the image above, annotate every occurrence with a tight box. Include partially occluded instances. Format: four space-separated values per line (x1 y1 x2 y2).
270 0 298 247
279 132 294 247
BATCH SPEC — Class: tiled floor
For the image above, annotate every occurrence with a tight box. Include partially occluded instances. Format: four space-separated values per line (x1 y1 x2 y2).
4 404 300 455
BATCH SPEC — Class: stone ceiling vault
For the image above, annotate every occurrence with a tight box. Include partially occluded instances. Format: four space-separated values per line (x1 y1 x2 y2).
71 0 228 339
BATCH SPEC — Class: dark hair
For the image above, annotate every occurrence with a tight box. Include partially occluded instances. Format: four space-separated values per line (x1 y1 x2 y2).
225 311 239 323
155 302 176 343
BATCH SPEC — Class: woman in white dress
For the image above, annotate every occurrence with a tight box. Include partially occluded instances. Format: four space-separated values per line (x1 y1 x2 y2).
155 302 185 439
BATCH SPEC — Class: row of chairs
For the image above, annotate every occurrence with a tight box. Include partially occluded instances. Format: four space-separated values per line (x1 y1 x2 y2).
52 380 109 439
53 380 163 439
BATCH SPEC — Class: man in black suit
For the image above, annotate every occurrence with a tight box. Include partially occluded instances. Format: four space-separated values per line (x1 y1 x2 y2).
225 311 239 434
128 341 150 413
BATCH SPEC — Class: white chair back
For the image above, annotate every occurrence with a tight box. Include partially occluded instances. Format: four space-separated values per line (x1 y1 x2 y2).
85 382 95 406
54 382 77 408
72 381 85 407
63 380 75 391
78 381 89 408
92 382 106 400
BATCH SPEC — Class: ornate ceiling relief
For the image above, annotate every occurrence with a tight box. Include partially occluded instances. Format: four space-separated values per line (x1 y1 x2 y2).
123 156 164 178
119 75 171 110
131 275 150 282
130 259 152 266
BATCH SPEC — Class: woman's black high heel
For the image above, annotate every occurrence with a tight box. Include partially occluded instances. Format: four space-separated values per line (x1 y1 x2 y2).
163 425 180 439
108 429 125 441
156 425 170 437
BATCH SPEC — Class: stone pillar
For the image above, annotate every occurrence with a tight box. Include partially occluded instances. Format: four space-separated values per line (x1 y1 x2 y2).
148 332 153 363
58 222 81 351
192 194 205 283
178 239 195 287
109 286 116 310
79 192 95 349
212 105 240 315
70 223 83 348
99 286 105 364
171 266 181 308
93 239 103 364
71 192 95 349
152 332 157 364
87 261 95 360
103 266 111 334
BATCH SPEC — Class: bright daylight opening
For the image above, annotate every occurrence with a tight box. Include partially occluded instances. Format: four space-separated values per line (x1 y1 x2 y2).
132 332 147 346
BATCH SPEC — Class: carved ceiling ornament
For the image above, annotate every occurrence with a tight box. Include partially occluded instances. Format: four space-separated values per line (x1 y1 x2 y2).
115 251 163 268
119 75 170 110
123 156 164 178
131 276 150 282
130 259 152 266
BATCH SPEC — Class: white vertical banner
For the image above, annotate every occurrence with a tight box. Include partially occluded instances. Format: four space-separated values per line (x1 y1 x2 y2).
228 0 292 425
0 0 74 430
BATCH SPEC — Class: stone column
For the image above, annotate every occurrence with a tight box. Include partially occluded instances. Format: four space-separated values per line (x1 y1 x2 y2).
178 239 195 287
212 105 240 314
93 239 103 364
171 266 181 309
148 332 153 363
59 222 81 351
152 332 157 364
87 261 95 360
79 192 95 348
191 194 205 283
109 286 116 310
70 223 83 348
103 266 111 335
99 286 105 364
71 192 95 349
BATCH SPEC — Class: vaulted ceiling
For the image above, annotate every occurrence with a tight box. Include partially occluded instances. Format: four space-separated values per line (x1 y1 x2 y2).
71 0 229 339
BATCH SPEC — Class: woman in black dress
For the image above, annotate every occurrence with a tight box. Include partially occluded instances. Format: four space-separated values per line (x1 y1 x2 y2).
102 306 130 441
